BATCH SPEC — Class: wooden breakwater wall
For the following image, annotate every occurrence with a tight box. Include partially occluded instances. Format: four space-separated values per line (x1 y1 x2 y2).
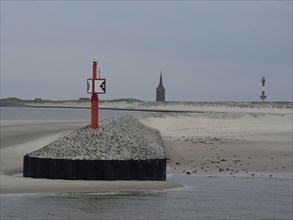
23 156 166 180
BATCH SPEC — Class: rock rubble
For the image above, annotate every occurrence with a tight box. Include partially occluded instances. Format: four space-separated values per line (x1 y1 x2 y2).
26 115 165 160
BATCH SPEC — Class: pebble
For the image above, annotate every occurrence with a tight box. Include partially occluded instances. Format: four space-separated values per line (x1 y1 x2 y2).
26 115 165 160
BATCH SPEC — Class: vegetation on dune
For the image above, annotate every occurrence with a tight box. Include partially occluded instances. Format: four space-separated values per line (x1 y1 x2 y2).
0 97 27 103
0 97 292 109
100 98 143 103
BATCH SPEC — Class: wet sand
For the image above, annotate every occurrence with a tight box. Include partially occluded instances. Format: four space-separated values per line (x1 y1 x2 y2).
1 120 88 149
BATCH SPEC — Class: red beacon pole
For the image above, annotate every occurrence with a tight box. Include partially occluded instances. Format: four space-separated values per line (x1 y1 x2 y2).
87 58 106 129
91 59 99 128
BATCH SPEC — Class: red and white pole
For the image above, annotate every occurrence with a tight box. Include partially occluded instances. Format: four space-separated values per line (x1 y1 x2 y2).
91 59 99 128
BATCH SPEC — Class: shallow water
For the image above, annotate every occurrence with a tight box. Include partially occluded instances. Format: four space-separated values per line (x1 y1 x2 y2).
1 174 292 219
0 107 132 121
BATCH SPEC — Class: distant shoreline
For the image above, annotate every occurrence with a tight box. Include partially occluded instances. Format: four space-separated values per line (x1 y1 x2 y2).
1 99 292 114
1 104 204 113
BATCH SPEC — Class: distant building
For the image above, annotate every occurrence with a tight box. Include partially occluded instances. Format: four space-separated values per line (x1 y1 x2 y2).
79 97 90 102
260 77 267 101
34 98 42 103
156 72 165 102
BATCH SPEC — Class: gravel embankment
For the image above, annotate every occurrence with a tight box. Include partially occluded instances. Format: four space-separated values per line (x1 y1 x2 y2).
26 115 165 160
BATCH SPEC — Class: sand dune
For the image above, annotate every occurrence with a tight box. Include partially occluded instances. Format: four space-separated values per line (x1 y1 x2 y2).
25 100 292 114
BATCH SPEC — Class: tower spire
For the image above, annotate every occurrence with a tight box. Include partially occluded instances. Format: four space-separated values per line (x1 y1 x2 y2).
156 70 165 102
159 71 163 86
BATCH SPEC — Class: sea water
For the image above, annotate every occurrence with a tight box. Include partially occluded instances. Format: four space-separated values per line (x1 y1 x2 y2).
1 174 292 219
0 107 131 121
0 107 292 219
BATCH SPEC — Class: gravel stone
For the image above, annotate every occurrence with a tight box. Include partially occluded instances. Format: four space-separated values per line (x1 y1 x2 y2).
26 115 165 160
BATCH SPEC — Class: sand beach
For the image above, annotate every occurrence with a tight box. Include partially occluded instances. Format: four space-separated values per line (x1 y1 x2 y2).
1 102 292 195
141 112 292 178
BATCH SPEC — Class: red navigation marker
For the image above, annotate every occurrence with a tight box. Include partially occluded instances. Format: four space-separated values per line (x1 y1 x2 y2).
87 58 106 128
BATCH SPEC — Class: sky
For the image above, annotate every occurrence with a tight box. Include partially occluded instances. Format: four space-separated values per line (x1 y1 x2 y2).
1 1 292 101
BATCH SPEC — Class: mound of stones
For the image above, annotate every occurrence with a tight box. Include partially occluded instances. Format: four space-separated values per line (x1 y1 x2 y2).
23 115 166 180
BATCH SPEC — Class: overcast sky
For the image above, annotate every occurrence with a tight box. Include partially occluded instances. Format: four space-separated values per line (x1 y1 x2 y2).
1 1 292 101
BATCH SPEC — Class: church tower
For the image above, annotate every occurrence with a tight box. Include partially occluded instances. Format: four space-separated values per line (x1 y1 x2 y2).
156 72 165 102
